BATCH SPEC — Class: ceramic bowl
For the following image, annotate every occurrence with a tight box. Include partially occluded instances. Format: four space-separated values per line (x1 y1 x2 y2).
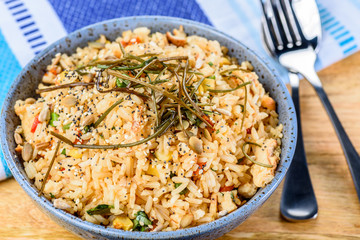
1 16 297 240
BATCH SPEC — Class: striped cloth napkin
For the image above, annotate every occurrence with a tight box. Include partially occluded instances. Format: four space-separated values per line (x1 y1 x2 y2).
1 0 359 180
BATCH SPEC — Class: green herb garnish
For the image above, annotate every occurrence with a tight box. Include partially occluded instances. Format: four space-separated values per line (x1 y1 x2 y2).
242 142 273 168
208 81 250 93
133 211 152 232
93 99 124 128
39 141 60 197
61 149 66 155
169 171 176 178
50 193 55 198
84 125 90 133
86 204 113 216
116 77 130 88
208 62 214 67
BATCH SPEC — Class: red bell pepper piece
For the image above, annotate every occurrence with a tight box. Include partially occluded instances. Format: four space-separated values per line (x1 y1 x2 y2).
31 115 40 133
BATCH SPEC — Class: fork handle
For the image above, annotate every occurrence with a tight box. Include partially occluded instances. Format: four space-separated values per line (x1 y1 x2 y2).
280 72 318 221
304 70 360 200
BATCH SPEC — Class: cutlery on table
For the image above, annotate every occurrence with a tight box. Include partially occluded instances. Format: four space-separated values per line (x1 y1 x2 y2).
260 0 360 217
260 0 318 221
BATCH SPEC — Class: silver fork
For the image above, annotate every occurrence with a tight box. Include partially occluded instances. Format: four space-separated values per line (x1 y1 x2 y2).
261 0 360 212
261 0 318 221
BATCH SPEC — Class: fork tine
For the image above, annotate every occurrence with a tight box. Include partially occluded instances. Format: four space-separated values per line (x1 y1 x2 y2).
282 0 302 46
273 0 293 48
260 0 284 50
260 0 277 52
266 0 284 50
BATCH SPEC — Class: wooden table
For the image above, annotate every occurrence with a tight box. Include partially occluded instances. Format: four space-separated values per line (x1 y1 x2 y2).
1 52 360 240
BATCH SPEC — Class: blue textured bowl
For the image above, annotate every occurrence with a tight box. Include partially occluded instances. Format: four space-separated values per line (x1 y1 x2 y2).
0 16 297 240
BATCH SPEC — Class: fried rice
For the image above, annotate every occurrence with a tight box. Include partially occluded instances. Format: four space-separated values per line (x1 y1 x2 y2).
14 26 283 232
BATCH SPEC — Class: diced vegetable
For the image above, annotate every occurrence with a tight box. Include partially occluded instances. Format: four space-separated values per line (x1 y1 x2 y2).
68 149 82 158
193 162 207 176
49 112 59 127
208 62 214 67
219 57 231 66
31 115 40 133
146 164 159 177
132 211 152 232
113 216 133 231
154 149 172 161
86 204 113 216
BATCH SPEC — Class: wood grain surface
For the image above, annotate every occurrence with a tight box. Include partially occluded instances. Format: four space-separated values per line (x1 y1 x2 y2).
1 51 360 240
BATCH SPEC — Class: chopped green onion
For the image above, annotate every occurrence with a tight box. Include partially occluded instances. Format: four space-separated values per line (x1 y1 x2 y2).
49 112 59 127
61 149 66 155
116 78 130 88
208 62 214 67
62 123 71 130
84 125 90 133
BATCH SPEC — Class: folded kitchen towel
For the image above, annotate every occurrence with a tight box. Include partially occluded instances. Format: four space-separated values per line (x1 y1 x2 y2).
0 0 359 180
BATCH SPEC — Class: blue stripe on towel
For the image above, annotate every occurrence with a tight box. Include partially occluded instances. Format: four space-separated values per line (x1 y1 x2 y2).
0 30 22 178
48 0 212 33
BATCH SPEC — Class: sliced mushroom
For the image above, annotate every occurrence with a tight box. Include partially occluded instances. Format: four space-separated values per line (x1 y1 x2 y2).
25 98 36 104
15 125 23 134
38 105 50 122
63 96 77 107
22 143 33 162
189 136 203 154
175 120 190 130
14 132 23 145
82 114 95 127
166 26 187 47
203 128 212 142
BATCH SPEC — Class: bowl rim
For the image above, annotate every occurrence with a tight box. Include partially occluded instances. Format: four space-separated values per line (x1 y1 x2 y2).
1 15 297 239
